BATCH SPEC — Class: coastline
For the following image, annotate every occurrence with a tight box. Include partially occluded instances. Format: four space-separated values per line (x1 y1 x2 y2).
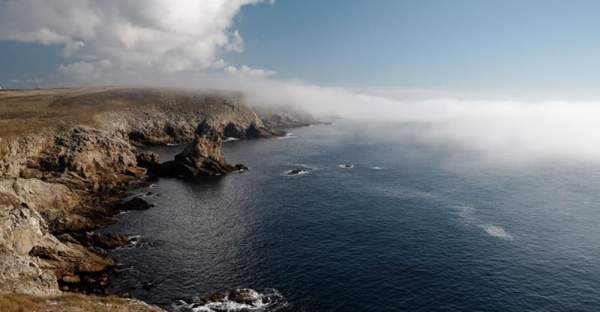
0 87 315 311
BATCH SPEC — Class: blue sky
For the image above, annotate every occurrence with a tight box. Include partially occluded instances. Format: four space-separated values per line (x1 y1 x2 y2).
2 0 600 96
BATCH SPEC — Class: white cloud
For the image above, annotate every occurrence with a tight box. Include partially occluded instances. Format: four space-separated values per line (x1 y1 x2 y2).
224 65 276 78
0 0 268 79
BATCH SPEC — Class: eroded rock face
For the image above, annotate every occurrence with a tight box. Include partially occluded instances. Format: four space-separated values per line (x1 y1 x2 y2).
38 126 141 191
161 121 244 177
0 202 118 296
0 178 81 228
0 204 60 296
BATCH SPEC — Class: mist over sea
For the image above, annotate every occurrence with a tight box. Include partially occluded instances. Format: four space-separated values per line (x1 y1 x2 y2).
105 121 600 311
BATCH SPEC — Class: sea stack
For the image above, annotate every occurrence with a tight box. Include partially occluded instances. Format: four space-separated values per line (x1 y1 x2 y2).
161 120 246 177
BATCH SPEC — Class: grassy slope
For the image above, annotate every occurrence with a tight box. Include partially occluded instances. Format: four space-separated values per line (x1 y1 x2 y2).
0 86 243 137
0 293 163 312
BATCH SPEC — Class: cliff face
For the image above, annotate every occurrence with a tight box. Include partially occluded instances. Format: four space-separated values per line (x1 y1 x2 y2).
0 87 314 311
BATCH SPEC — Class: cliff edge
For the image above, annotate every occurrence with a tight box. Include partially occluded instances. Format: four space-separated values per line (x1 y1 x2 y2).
0 87 315 311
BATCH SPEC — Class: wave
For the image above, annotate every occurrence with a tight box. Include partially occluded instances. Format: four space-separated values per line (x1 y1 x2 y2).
338 164 354 169
224 137 240 142
277 133 296 140
370 166 385 170
173 288 286 312
284 168 309 176
287 162 316 169
480 224 514 240
115 235 144 250
452 205 514 240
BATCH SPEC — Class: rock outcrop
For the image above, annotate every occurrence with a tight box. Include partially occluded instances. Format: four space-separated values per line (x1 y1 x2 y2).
161 120 247 177
136 151 161 176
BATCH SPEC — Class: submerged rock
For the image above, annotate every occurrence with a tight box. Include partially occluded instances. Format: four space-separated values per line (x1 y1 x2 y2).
287 169 308 176
117 197 153 211
228 288 263 305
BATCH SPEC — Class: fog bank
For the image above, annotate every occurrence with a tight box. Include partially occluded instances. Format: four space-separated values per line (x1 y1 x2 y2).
233 78 600 163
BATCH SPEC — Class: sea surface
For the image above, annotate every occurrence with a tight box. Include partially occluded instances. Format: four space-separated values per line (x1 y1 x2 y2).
105 121 600 311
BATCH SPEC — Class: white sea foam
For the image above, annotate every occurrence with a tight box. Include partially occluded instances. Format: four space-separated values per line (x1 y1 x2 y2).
338 164 354 169
284 169 309 176
452 205 515 241
277 133 296 140
453 205 477 224
224 137 240 142
481 224 514 240
370 166 385 170
288 163 316 169
173 288 285 312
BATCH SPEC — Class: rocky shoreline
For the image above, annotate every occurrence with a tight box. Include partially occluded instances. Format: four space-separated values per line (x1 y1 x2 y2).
0 87 315 311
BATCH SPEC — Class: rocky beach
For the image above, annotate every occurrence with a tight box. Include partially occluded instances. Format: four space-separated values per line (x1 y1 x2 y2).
0 87 313 311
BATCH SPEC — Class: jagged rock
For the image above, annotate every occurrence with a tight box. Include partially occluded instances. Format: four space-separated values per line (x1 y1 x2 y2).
29 246 61 261
223 122 245 138
245 122 271 139
70 232 130 250
136 151 161 176
117 197 153 211
160 121 241 177
61 274 81 284
0 204 60 295
228 288 263 305
287 169 307 176
56 233 80 244
0 178 80 219
38 126 140 191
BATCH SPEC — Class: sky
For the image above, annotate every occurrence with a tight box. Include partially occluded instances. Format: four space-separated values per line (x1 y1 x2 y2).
2 0 600 98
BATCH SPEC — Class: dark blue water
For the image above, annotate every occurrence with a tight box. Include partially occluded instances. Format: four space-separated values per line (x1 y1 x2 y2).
106 122 600 311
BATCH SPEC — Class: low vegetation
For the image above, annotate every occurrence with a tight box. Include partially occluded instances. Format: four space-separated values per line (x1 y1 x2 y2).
0 293 163 312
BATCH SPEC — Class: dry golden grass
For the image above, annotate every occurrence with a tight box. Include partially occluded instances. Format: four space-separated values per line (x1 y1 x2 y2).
0 87 122 137
0 86 240 138
0 293 164 312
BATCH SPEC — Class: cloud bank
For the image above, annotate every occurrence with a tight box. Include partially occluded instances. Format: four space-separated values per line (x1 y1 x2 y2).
228 79 600 163
0 0 271 81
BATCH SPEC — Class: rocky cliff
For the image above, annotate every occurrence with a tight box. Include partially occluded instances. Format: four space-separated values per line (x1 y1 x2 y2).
0 87 314 311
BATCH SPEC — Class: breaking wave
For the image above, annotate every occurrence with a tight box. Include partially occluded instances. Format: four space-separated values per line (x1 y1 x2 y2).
452 205 514 241
172 288 287 312
277 133 296 140
224 137 240 142
480 224 514 240
284 169 309 176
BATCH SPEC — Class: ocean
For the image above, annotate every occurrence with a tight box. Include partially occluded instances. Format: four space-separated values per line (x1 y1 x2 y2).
105 121 600 311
